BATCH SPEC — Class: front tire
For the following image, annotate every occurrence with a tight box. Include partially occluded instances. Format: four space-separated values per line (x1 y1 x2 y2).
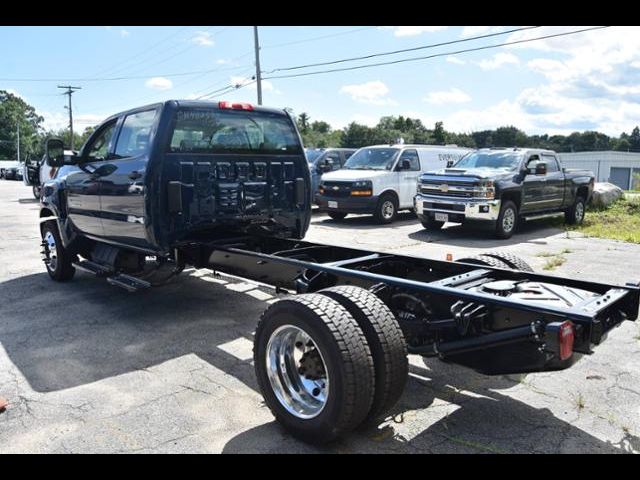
41 220 76 282
373 193 398 224
421 216 445 230
495 200 518 239
254 294 375 444
565 196 586 225
327 212 347 221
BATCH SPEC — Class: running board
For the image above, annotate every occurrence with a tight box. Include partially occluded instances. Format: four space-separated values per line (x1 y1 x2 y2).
72 260 113 277
106 274 151 292
522 211 564 222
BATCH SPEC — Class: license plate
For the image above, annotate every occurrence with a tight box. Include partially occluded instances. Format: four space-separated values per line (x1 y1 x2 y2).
328 201 338 209
435 213 448 222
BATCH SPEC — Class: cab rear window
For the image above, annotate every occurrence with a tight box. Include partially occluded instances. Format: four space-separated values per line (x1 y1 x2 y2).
168 108 302 155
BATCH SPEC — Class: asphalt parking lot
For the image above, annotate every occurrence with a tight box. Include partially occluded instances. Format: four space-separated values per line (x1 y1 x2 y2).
1 179 639 453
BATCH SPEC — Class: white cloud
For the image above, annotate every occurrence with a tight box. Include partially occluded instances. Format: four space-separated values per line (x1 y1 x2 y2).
460 26 508 38
475 52 520 70
120 29 130 38
145 77 173 91
192 31 215 47
424 88 471 105
383 26 447 37
339 81 396 106
216 59 230 65
40 111 104 131
446 56 466 65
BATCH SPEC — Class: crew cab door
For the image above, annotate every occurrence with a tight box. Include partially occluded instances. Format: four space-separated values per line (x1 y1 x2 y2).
542 154 565 209
396 149 421 208
98 108 158 248
521 154 547 213
65 119 118 237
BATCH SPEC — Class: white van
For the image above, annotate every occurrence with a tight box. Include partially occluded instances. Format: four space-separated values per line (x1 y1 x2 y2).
316 144 473 223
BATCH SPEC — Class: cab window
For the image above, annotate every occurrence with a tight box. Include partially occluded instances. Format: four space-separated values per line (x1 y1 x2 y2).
398 149 420 171
325 152 342 171
542 154 560 172
85 120 117 162
114 109 158 158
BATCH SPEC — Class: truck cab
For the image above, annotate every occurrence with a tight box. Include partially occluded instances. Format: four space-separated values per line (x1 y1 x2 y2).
316 144 472 223
40 100 311 275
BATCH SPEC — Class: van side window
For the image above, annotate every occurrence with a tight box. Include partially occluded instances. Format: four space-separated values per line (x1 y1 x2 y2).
85 120 117 162
399 149 420 171
542 154 560 172
114 109 158 158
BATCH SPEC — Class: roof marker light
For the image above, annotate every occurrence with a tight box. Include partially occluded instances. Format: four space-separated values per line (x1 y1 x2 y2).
219 101 254 111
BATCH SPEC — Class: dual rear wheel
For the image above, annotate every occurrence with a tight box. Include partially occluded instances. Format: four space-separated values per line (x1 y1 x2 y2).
253 286 408 444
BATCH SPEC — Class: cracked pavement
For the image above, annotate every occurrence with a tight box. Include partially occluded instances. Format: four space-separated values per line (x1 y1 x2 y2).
1 181 639 453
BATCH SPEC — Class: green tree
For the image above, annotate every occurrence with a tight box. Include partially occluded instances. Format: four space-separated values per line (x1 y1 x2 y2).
0 90 44 160
297 112 310 134
629 126 640 150
433 122 447 145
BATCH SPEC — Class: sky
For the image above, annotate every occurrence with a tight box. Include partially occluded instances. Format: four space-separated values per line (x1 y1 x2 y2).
2 25 640 137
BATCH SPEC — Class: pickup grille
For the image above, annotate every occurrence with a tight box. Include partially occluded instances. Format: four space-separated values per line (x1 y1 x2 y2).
423 202 465 212
419 180 479 198
322 182 351 198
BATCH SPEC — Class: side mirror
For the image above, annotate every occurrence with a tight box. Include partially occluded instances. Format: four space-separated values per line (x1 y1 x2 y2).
45 138 65 167
318 160 333 173
535 163 547 176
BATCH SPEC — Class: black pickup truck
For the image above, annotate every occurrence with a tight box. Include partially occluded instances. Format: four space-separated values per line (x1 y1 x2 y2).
40 102 637 444
415 148 595 238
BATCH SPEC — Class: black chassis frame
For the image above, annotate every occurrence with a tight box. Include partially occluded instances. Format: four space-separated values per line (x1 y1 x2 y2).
175 234 640 365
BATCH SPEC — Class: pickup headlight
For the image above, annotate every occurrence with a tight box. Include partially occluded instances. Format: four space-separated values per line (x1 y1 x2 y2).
351 180 373 197
474 181 495 199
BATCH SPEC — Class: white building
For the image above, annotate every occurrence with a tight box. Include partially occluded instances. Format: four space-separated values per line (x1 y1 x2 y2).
558 151 640 191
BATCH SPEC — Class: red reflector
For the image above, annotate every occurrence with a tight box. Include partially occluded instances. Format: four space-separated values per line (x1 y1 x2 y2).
218 101 254 111
558 321 575 361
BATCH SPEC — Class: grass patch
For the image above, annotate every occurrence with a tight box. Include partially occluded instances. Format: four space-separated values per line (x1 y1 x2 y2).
567 196 640 244
543 256 567 271
536 251 557 258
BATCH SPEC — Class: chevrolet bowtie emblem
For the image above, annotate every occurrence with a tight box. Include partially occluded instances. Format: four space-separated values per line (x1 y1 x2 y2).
439 184 449 193
332 186 340 191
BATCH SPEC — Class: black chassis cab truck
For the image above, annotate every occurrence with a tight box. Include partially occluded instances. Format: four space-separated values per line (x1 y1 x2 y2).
415 148 595 239
40 101 639 444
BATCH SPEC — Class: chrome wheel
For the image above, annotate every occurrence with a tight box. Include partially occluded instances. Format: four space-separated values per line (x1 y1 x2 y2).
381 201 395 220
266 325 329 419
42 230 58 272
502 208 516 233
575 201 584 223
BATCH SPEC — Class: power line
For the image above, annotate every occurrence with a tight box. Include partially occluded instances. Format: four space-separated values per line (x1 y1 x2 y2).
263 26 611 80
263 25 541 75
261 26 378 49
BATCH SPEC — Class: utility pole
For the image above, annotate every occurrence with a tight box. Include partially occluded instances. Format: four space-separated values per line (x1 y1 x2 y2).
253 26 263 105
57 85 81 149
16 123 20 162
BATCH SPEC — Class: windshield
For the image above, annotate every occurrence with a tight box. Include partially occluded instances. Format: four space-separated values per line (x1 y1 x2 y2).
343 148 399 171
168 108 302 155
305 149 324 163
454 152 522 170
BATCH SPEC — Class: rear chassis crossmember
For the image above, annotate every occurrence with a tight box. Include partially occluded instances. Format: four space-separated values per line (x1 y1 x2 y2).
176 235 639 368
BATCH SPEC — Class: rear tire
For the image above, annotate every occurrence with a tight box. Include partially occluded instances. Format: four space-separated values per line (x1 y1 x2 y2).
253 294 375 444
565 196 586 225
40 220 76 282
478 252 534 272
421 217 445 230
318 286 408 424
495 201 518 239
327 212 347 221
374 193 398 224
456 254 512 270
